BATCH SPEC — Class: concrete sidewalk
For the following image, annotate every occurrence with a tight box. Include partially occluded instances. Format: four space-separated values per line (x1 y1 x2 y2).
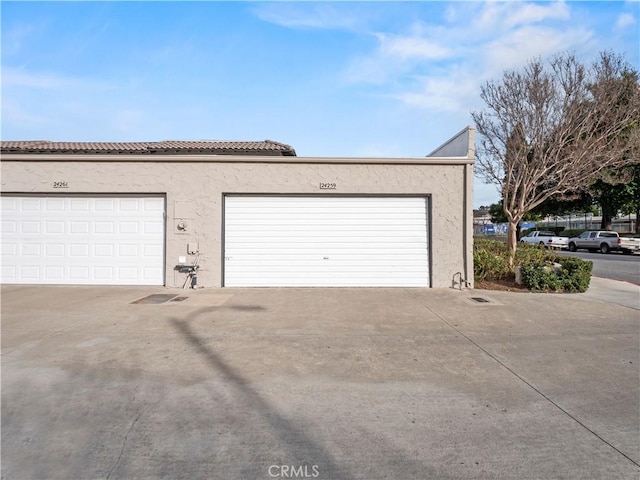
1 283 639 480
578 276 640 310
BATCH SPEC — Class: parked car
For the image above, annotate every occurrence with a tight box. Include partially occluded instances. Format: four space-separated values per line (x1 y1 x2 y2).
520 230 568 249
567 230 640 254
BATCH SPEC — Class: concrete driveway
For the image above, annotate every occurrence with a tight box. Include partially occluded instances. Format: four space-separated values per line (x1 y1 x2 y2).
2 285 639 480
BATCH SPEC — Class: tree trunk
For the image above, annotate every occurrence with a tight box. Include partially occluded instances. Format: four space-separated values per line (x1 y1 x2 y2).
636 206 640 235
599 198 619 230
507 220 519 267
600 211 613 230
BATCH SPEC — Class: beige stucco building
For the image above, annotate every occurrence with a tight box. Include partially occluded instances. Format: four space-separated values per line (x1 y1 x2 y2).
1 127 475 289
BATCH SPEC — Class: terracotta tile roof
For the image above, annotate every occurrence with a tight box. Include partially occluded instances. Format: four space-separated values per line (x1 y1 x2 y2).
0 139 297 156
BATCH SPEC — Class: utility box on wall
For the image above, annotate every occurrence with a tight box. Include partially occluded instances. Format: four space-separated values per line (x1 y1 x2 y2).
174 200 191 235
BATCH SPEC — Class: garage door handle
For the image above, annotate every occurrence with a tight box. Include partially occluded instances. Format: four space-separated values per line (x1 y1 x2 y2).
323 257 329 260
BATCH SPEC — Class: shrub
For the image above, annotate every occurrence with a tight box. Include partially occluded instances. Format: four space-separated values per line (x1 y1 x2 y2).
474 239 592 292
560 229 587 238
554 256 593 292
519 255 592 292
519 263 562 291
514 243 557 265
546 226 566 235
474 246 511 281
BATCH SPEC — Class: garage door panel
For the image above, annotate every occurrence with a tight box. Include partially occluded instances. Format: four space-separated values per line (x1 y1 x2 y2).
119 199 140 212
143 220 164 234
143 266 164 280
143 199 164 211
2 243 18 256
228 213 426 221
1 265 17 279
70 199 90 210
228 264 428 274
20 266 40 279
225 228 427 238
94 266 115 281
225 195 429 287
228 274 427 288
228 197 423 206
70 244 90 257
119 222 139 234
45 266 64 279
228 247 429 256
70 266 90 280
44 222 64 234
0 195 165 285
22 198 41 210
94 222 115 234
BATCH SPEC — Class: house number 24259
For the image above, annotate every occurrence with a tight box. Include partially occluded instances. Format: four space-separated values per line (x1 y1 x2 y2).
319 182 337 190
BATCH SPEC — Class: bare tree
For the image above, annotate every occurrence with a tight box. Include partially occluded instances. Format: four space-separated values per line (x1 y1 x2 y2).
472 51 640 264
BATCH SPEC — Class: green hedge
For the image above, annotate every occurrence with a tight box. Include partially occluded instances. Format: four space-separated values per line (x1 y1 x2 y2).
519 263 561 291
474 239 593 292
474 239 555 281
519 256 592 292
560 229 586 238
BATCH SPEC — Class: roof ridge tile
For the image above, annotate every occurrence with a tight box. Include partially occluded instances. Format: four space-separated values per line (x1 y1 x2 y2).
1 139 297 156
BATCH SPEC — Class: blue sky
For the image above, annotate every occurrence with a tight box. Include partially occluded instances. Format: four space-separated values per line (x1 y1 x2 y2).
2 1 639 207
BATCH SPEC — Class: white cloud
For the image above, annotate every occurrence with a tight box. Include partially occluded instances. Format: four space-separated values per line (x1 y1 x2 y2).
483 25 595 74
616 12 636 31
251 3 364 31
342 1 602 117
2 24 36 56
345 29 452 85
475 0 570 31
2 67 112 91
376 33 451 60
503 1 570 28
393 73 479 114
444 4 458 24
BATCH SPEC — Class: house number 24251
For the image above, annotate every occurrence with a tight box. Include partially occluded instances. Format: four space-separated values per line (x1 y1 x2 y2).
52 181 69 188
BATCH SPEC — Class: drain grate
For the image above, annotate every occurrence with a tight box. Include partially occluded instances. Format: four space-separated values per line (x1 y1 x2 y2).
131 294 178 304
170 296 189 302
471 297 490 303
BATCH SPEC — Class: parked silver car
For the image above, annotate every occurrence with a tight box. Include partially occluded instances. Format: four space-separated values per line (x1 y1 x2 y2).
567 230 640 254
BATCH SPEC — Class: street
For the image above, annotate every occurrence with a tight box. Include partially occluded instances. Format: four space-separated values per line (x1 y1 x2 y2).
558 250 640 285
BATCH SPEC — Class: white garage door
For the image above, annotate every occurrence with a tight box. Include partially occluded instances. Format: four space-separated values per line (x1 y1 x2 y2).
224 196 430 287
1 195 165 285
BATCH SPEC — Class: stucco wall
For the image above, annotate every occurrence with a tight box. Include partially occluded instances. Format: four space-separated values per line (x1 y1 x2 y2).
1 157 473 288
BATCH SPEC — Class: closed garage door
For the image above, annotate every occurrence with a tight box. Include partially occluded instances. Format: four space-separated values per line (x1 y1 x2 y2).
1 195 165 285
224 195 430 287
